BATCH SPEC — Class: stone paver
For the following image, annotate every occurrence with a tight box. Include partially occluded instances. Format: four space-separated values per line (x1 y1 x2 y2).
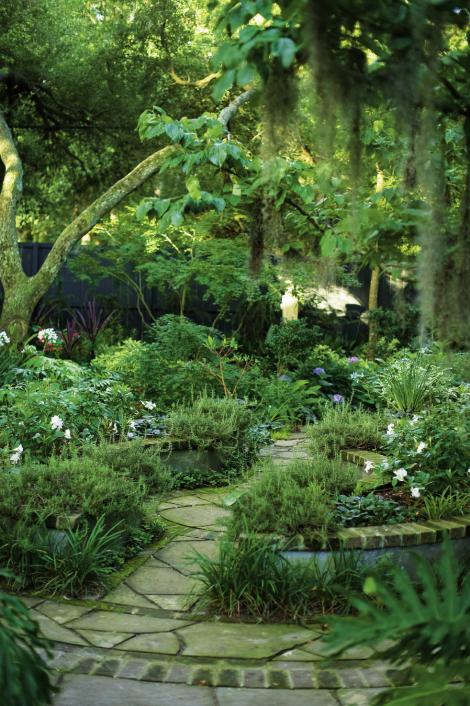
117 632 180 654
31 611 89 646
216 687 338 705
103 584 158 608
159 504 230 528
67 611 189 634
54 675 216 706
37 601 91 624
126 565 200 595
178 622 317 659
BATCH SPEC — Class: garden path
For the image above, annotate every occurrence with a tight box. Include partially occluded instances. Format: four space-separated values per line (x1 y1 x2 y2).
24 434 403 705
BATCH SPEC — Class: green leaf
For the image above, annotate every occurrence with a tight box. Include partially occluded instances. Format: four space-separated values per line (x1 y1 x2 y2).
186 176 202 200
212 69 236 101
164 122 185 142
275 37 297 68
208 143 228 167
170 209 184 227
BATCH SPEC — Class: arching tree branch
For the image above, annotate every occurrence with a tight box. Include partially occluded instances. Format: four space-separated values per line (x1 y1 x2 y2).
0 112 25 286
32 144 177 295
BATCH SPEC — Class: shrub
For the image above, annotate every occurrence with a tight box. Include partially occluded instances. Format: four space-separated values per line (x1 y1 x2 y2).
0 374 135 463
0 580 56 706
378 355 450 413
147 315 220 361
384 393 470 494
192 533 365 620
308 404 385 458
164 395 260 472
0 456 146 531
81 440 173 493
263 320 321 373
228 457 359 544
253 376 320 426
296 344 378 408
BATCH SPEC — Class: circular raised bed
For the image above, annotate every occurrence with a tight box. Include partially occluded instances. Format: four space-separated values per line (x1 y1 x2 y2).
282 515 470 572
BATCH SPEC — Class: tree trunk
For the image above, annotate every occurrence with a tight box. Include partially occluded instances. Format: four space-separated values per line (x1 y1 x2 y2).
0 284 38 342
0 110 176 342
367 266 380 358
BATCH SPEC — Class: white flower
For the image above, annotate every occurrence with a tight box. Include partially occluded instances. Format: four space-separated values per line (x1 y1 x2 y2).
38 328 60 344
142 400 156 411
364 460 375 473
467 468 470 475
394 467 408 482
0 331 11 347
416 441 427 454
50 415 64 430
33 433 41 440
112 422 118 433
127 432 135 439
129 420 137 430
386 423 395 436
411 487 421 498
64 429 71 440
410 415 420 425
9 443 23 464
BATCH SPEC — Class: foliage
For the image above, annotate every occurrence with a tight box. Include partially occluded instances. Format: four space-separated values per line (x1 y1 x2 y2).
192 532 366 621
73 299 115 358
384 392 470 495
0 457 146 531
32 516 125 597
0 577 56 706
422 490 470 521
296 345 378 408
0 372 135 462
325 539 470 705
164 395 260 472
80 440 174 494
147 315 220 361
253 376 320 426
335 494 412 527
228 457 359 545
263 320 321 373
308 404 385 458
378 356 450 413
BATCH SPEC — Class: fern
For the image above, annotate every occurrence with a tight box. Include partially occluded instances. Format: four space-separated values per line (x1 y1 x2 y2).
325 538 470 705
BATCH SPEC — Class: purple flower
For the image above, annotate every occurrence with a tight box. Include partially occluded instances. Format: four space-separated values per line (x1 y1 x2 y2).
332 394 344 403
313 367 325 376
348 356 360 364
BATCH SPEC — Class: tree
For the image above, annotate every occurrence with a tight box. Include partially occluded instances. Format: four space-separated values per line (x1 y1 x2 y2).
0 109 176 340
210 0 470 347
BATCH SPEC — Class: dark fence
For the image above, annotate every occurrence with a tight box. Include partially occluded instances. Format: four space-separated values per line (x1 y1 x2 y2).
15 242 398 341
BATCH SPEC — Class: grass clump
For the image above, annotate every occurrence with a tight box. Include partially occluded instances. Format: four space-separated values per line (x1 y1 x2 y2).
229 457 359 545
308 404 385 458
192 533 365 621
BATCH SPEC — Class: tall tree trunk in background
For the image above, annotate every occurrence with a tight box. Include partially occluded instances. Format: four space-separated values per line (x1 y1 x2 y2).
367 266 380 358
367 165 384 358
0 111 175 342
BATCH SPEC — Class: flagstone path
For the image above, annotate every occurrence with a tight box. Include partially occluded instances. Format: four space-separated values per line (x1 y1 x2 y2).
22 434 407 705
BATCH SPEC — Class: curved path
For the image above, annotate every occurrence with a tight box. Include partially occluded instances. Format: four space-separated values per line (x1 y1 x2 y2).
24 436 404 705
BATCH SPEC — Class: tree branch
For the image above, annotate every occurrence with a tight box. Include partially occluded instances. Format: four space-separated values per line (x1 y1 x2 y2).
32 144 177 294
0 112 25 284
285 197 325 234
219 89 257 132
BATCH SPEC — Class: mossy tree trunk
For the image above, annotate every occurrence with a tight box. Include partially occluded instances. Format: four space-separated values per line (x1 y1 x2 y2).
0 111 175 342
